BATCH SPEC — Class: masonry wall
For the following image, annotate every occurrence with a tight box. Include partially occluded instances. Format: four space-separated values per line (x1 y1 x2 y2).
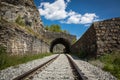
71 18 120 57
0 20 49 55
44 31 76 44
44 31 76 53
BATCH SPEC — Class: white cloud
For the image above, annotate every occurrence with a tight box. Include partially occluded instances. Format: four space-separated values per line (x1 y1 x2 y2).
39 0 67 20
66 0 71 3
61 11 99 24
39 0 99 24
66 11 82 24
80 13 98 24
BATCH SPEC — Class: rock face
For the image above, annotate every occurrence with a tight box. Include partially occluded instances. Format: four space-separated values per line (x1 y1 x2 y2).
0 0 76 55
0 19 49 55
71 18 120 57
0 0 49 55
0 0 44 34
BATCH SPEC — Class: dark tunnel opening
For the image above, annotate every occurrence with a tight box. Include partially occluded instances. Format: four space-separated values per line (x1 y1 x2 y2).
50 38 71 53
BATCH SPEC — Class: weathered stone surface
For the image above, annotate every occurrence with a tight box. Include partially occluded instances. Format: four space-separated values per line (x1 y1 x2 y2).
0 20 49 55
44 31 76 53
0 0 49 55
44 30 76 44
71 18 120 57
0 0 44 34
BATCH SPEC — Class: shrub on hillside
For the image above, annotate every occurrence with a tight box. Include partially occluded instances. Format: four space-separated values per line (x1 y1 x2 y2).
15 15 25 26
100 51 120 79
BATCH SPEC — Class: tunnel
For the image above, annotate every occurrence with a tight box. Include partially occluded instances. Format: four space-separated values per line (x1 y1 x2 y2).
50 38 71 53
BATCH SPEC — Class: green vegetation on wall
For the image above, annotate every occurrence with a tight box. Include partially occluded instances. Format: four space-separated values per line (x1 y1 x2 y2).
0 45 7 69
15 15 25 26
15 16 43 40
72 38 77 44
45 24 69 34
0 45 6 54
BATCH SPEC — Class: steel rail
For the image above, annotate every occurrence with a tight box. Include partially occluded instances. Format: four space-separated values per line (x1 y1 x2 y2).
13 54 60 80
66 54 88 80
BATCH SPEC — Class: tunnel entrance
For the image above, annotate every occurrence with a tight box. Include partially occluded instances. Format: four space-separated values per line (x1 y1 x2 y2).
50 38 71 53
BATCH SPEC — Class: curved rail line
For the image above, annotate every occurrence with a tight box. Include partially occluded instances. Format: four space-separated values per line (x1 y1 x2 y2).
13 54 60 80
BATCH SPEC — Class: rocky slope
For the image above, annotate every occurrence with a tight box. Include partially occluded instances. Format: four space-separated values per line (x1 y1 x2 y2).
0 0 44 34
0 0 50 55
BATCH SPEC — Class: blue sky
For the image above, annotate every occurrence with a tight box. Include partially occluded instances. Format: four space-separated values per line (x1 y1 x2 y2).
34 0 120 39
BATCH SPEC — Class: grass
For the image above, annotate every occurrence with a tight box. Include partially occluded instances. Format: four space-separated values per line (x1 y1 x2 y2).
0 52 53 70
88 51 120 80
15 16 43 39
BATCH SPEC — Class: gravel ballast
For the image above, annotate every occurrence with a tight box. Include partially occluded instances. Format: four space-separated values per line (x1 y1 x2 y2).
0 54 58 80
32 54 74 80
68 54 117 80
0 54 117 80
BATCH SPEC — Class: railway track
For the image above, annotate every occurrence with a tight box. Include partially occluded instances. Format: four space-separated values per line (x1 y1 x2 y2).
13 54 86 80
66 54 87 80
13 54 60 80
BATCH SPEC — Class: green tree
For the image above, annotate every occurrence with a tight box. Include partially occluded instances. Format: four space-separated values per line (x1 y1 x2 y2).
49 24 61 32
62 30 69 34
45 24 69 34
45 25 49 30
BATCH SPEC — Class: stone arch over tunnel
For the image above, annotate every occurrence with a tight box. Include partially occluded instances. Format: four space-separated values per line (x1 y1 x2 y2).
50 38 71 53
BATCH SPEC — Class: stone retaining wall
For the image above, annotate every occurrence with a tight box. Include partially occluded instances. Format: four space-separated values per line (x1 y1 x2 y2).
71 18 120 57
